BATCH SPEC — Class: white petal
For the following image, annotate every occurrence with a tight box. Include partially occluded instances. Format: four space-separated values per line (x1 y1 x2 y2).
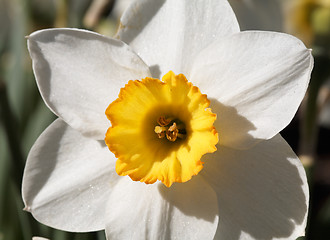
190 31 313 149
28 28 151 139
202 135 309 240
105 176 219 240
117 0 239 78
22 119 120 232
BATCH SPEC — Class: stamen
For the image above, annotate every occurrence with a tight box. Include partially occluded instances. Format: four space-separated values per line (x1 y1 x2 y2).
154 126 167 139
154 116 186 141
166 122 179 141
157 131 166 139
157 116 173 126
168 122 178 132
154 126 168 133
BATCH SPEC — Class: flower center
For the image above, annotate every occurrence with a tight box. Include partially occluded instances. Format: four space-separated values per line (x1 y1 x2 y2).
154 116 186 141
105 71 218 187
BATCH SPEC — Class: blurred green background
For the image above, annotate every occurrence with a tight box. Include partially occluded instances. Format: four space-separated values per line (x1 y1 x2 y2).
0 0 330 239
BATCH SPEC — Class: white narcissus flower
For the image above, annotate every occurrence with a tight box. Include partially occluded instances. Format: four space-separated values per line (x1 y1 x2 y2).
22 0 313 239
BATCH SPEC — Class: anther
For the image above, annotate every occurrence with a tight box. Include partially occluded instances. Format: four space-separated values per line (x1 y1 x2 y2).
154 126 167 138
154 116 186 141
157 116 173 126
166 122 179 141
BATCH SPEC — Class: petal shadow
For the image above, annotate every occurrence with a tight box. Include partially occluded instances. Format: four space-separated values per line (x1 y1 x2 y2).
202 134 308 240
22 119 65 206
117 0 166 44
210 98 259 150
158 174 218 223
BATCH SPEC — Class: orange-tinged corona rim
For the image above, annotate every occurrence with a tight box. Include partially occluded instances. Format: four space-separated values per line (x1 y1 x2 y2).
105 71 218 187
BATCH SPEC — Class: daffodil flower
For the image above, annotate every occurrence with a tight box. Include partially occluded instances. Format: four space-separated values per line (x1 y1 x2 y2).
22 0 313 239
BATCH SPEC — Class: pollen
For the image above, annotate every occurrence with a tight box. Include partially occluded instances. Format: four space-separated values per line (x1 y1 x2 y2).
105 71 218 187
154 117 186 142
